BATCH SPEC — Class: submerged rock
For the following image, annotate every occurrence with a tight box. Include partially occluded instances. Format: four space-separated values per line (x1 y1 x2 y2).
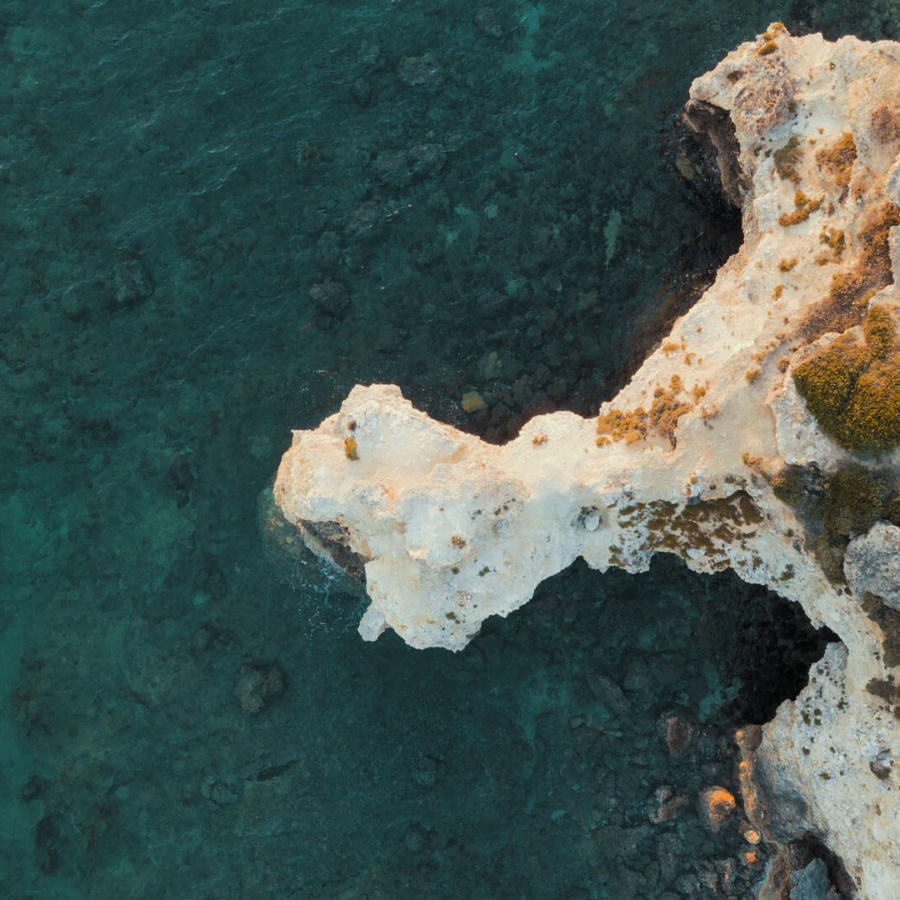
234 662 286 714
698 785 736 833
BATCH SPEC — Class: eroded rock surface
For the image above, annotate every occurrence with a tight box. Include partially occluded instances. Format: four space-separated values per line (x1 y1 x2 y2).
272 24 900 898
845 522 900 609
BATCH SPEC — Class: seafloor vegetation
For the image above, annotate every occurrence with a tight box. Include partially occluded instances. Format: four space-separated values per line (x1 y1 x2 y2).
3 1 896 896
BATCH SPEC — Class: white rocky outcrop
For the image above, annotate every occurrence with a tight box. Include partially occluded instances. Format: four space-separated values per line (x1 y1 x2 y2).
845 523 900 609
271 25 900 898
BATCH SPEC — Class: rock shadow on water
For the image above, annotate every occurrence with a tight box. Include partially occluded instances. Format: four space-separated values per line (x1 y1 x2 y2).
258 524 837 896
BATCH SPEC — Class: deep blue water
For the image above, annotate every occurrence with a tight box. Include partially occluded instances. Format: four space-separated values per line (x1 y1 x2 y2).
1 1 890 897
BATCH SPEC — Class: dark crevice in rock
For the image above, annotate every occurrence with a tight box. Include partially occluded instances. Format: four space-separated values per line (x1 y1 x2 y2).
649 554 837 726
259 484 370 591
684 98 750 209
789 835 856 899
299 519 370 582
721 598 837 728
669 112 741 218
753 834 855 898
491 554 836 731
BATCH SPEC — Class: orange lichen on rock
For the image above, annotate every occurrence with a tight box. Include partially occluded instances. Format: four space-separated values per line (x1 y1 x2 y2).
815 132 856 193
596 375 692 448
649 375 693 445
595 407 649 446
855 201 900 284
778 257 798 272
816 226 845 264
793 303 900 455
778 189 823 226
699 786 737 833
344 436 359 460
800 201 900 339
757 25 785 56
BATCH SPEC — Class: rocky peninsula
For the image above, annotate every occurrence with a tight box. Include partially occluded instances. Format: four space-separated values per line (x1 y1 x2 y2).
272 25 900 898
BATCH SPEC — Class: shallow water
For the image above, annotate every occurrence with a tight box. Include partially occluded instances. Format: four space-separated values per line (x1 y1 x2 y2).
1 1 890 897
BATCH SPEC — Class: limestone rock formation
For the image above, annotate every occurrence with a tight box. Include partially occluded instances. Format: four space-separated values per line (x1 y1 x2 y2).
271 24 900 898
845 523 900 609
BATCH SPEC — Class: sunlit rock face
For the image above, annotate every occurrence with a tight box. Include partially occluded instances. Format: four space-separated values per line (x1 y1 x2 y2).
273 24 900 897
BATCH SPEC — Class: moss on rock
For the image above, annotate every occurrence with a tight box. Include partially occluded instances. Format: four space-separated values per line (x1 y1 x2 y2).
864 304 895 358
859 593 900 669
771 464 811 505
822 463 883 540
773 135 802 184
770 462 899 585
794 303 900 455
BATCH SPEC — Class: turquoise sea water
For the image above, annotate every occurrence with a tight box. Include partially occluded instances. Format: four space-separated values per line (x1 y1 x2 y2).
2 1 892 897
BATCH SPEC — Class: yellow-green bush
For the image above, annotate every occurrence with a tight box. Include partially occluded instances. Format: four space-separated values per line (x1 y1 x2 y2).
864 304 895 358
822 463 882 539
794 304 900 455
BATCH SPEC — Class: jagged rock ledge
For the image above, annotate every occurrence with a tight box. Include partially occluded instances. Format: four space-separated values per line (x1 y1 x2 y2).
271 25 900 898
